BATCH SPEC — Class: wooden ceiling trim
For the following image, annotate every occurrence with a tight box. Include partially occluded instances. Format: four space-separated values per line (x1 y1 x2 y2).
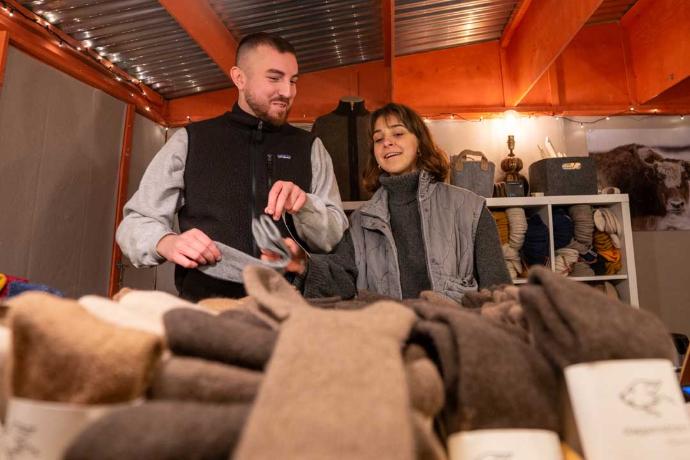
158 0 237 78
620 0 690 103
500 0 604 107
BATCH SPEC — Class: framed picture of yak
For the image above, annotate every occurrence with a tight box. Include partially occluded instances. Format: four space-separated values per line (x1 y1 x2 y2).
588 128 690 231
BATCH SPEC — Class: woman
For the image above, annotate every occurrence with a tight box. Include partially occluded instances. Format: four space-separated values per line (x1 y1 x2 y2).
265 103 510 302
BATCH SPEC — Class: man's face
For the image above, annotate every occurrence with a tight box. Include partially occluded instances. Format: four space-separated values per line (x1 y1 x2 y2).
233 45 298 125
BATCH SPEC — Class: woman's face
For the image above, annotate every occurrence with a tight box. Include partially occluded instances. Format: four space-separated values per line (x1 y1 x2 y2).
372 115 419 176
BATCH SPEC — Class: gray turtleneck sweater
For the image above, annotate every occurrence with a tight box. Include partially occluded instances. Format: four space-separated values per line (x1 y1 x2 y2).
379 172 432 298
300 171 510 300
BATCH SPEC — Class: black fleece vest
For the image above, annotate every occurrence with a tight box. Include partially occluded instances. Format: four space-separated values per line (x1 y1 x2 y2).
175 104 313 299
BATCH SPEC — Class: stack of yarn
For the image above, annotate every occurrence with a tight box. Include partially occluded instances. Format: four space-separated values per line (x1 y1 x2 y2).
552 208 578 275
492 211 509 246
522 213 550 268
592 208 623 275
565 205 596 277
492 208 527 279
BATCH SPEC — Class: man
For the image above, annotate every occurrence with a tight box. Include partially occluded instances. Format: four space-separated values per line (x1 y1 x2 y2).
117 33 348 301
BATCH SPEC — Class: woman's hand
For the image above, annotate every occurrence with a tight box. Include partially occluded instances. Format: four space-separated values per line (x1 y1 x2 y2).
260 238 307 275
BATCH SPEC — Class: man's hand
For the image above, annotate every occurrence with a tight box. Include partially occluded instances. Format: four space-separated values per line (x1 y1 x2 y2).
156 228 221 269
260 238 306 274
265 181 307 220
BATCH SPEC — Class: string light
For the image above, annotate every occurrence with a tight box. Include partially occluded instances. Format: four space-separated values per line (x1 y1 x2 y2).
1 0 157 115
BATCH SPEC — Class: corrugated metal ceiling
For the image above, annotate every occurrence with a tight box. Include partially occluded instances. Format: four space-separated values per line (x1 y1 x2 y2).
587 0 638 25
19 0 233 99
208 0 383 74
396 0 520 56
18 0 639 100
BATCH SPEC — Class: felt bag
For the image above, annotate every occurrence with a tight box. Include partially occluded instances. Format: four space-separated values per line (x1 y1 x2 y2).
450 150 495 198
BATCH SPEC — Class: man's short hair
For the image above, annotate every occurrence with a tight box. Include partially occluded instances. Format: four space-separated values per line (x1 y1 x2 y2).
236 32 297 66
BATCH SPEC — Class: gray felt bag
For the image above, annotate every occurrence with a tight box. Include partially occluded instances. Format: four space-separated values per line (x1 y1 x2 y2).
449 150 496 198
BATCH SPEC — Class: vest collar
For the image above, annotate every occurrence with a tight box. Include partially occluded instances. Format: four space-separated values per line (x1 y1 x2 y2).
225 103 283 132
359 170 436 222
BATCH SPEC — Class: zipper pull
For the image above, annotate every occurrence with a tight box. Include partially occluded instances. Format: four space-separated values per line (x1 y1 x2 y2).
267 153 274 189
255 121 264 142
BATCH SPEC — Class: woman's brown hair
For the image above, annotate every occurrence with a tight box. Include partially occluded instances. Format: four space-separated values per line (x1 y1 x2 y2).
362 103 449 193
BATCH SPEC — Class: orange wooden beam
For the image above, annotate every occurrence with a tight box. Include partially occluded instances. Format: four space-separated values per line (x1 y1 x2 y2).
0 30 8 88
620 0 690 103
0 2 165 123
109 104 136 298
500 0 533 48
382 0 395 102
159 0 237 77
166 86 237 126
500 0 603 107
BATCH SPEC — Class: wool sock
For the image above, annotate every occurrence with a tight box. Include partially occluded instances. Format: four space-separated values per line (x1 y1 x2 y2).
78 295 165 337
199 236 288 283
148 356 262 404
252 214 291 259
234 300 417 460
7 292 162 403
197 296 244 312
64 401 250 460
406 297 560 436
404 345 445 419
242 265 309 321
519 266 676 368
115 289 195 309
163 308 277 370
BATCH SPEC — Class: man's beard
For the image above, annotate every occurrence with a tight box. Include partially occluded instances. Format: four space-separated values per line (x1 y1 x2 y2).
246 92 291 126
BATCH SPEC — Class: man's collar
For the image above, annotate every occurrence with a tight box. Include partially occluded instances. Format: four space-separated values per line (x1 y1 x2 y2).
229 103 282 131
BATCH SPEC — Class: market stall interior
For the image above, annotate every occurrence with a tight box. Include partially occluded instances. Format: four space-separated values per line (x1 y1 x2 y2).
1 0 690 459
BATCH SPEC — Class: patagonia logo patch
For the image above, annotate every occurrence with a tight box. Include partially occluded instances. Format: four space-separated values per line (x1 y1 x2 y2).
276 154 292 160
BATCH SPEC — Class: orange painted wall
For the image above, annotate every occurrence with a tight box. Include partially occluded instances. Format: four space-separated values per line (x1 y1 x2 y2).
394 41 505 113
290 60 387 120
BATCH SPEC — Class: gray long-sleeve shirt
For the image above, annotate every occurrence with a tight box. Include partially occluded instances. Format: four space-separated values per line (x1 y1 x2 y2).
117 128 348 267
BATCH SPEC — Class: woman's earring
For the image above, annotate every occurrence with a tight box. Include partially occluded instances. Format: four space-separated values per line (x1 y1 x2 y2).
378 164 382 170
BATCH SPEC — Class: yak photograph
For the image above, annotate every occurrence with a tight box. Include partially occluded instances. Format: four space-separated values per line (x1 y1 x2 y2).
588 128 690 231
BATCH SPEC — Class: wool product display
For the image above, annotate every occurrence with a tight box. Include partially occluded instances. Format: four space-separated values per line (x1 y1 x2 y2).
568 205 594 247
199 240 289 283
163 308 277 370
196 296 244 312
7 292 162 403
234 301 417 460
64 401 251 460
404 347 445 419
0 274 28 299
116 289 196 310
554 248 579 275
412 411 449 460
6 281 64 298
552 207 574 250
593 231 622 275
218 307 275 330
252 214 292 259
519 266 676 369
149 356 262 404
505 207 527 250
569 262 595 277
491 211 509 245
522 213 550 267
78 295 165 337
242 264 310 321
405 297 560 436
